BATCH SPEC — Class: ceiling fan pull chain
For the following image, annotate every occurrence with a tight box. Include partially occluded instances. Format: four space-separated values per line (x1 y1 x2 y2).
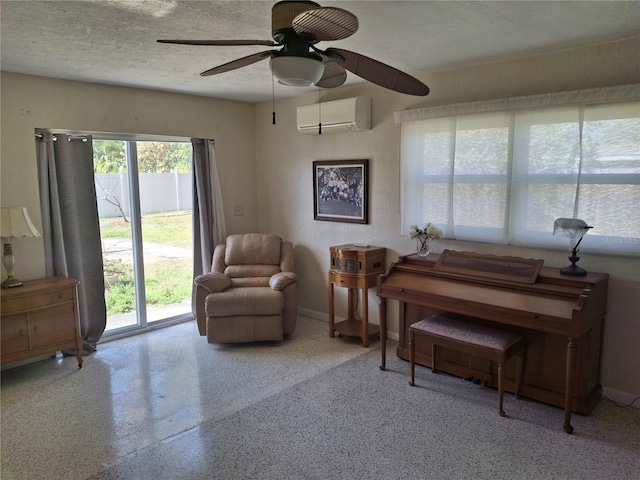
272 75 276 125
318 87 322 135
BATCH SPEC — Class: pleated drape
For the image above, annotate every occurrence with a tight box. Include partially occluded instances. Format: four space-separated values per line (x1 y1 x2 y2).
36 131 107 352
191 138 227 308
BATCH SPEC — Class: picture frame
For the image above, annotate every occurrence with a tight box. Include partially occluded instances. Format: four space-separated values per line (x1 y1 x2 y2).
313 159 369 224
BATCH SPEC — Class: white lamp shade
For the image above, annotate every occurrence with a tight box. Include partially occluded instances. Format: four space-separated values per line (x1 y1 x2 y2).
553 218 590 239
553 217 592 249
1 207 41 238
270 55 324 87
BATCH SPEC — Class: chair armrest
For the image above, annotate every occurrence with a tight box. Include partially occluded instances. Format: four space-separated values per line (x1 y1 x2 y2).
269 271 297 291
194 272 232 293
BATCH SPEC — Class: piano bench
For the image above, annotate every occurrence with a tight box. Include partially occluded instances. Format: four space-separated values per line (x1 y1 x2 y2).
409 315 525 417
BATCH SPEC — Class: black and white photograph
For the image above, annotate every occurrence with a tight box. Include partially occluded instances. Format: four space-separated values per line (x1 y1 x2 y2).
313 159 368 224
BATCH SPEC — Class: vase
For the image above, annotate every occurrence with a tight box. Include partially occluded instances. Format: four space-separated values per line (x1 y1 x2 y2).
416 236 436 256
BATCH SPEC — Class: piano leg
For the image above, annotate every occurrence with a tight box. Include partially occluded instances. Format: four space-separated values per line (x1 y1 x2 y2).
564 337 578 434
379 297 387 370
328 278 335 338
498 362 506 417
409 328 415 385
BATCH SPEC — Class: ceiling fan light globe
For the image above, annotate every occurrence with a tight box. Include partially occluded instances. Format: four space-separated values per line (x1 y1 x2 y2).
270 55 324 87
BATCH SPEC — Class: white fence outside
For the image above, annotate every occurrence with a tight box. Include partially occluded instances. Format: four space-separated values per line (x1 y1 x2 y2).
95 171 191 218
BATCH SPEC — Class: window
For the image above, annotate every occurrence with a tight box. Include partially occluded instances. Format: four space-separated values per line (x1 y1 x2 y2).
399 85 640 256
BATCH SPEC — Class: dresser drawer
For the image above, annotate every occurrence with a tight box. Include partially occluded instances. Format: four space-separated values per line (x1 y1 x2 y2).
331 274 360 289
0 314 30 355
29 302 77 348
1 287 75 315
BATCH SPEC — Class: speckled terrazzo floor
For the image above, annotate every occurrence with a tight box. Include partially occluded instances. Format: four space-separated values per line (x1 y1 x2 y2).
2 316 639 480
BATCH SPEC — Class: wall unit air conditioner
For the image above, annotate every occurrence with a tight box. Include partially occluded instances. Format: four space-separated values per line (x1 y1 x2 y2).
297 97 371 135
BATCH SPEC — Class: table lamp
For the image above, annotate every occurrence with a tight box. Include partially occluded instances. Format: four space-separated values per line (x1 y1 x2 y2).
1 207 41 288
553 218 593 276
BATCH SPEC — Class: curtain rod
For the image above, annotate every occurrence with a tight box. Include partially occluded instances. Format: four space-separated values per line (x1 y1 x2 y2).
34 132 88 141
35 128 192 143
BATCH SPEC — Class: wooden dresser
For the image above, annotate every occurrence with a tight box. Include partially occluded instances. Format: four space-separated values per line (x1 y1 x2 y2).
1 276 83 368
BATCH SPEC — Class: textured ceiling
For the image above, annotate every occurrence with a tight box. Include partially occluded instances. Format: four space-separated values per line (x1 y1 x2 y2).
2 1 639 103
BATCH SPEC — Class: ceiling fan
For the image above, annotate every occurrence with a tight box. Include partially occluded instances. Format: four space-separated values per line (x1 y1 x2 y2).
158 0 429 96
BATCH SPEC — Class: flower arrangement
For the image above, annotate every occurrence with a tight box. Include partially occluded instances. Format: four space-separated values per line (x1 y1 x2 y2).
409 223 442 256
408 222 442 240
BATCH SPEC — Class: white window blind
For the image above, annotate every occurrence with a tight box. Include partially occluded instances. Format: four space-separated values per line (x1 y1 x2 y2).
398 85 640 256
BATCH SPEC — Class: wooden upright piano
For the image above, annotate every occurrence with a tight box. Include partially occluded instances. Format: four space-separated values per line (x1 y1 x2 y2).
377 250 609 434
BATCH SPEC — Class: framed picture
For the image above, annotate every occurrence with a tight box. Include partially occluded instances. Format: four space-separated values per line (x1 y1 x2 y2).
313 159 369 224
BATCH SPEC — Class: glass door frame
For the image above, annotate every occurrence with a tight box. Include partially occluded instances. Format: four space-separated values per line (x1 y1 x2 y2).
126 140 148 329
95 134 194 341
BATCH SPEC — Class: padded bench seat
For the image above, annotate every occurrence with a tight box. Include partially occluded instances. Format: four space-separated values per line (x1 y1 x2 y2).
409 315 525 417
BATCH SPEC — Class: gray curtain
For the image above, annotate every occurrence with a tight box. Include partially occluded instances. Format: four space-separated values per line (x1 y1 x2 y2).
191 138 227 280
36 131 107 352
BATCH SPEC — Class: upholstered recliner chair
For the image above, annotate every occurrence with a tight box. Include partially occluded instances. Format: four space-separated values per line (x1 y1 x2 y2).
194 233 297 343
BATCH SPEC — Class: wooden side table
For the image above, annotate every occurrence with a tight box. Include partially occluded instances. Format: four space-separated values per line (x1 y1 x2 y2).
328 244 386 347
1 276 83 368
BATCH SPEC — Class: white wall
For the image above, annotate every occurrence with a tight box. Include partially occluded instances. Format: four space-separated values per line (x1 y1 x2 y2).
254 37 640 402
1 72 259 282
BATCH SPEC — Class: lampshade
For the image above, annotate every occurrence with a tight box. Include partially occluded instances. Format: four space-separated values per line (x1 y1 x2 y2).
553 218 591 246
270 53 324 87
1 207 41 238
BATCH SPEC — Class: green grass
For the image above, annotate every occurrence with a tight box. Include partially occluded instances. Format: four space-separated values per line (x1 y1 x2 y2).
144 259 193 305
100 210 192 249
101 211 192 315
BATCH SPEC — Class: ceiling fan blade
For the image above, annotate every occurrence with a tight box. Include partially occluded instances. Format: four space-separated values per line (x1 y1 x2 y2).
158 39 277 46
292 7 358 41
315 59 347 89
200 50 275 76
327 48 429 96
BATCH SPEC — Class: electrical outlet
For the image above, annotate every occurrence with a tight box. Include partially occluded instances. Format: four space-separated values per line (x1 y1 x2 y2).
233 205 244 216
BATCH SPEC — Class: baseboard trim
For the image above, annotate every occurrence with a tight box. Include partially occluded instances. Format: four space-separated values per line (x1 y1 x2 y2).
297 306 327 322
602 387 640 409
296 306 399 341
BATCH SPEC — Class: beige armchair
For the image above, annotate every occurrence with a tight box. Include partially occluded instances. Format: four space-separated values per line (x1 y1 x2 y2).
194 233 297 343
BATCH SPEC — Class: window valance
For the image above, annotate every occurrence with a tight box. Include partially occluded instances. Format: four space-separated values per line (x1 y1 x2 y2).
395 84 640 123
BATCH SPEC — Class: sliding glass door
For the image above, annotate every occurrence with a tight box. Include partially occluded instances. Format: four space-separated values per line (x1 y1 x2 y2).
93 138 193 334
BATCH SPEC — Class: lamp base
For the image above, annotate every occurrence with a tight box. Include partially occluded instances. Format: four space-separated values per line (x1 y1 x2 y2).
560 265 587 276
2 275 23 288
560 253 587 276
